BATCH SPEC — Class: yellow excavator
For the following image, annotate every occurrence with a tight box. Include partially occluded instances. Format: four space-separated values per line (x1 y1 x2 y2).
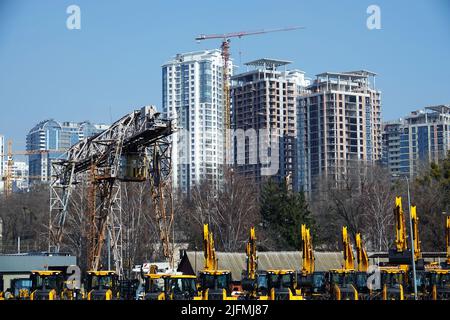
197 224 237 300
265 269 302 300
354 232 371 299
424 216 450 300
297 224 327 300
29 270 65 300
143 265 198 300
327 226 358 300
85 270 120 300
143 265 165 300
240 227 268 300
377 197 411 300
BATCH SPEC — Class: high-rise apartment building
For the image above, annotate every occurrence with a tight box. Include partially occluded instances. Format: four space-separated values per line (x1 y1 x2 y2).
26 120 107 184
382 105 450 176
0 135 4 192
231 59 310 190
297 70 382 191
162 50 231 193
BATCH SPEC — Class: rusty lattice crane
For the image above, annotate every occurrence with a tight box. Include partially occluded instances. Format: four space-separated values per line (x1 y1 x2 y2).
49 106 174 276
195 26 303 161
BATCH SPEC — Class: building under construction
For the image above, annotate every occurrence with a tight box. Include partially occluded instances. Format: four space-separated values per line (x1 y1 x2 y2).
297 71 382 191
231 58 310 190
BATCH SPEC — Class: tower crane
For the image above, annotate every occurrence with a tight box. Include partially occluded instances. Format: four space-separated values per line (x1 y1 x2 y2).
195 26 303 163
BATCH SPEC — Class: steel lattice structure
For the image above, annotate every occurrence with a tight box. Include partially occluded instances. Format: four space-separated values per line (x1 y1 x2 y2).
49 106 174 276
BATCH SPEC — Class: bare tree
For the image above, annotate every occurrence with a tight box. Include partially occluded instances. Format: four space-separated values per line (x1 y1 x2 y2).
176 169 260 252
311 163 397 251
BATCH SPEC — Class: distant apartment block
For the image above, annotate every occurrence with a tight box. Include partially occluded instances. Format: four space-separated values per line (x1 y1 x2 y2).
297 71 382 191
382 105 450 176
231 58 310 190
6 161 29 191
0 135 4 192
26 120 107 184
162 50 231 193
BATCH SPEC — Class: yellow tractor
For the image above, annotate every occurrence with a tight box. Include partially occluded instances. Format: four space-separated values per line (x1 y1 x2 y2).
29 270 65 300
378 266 408 300
164 274 198 300
240 227 271 300
328 227 358 300
265 269 303 300
428 269 450 300
85 270 119 300
197 224 237 300
297 224 327 300
143 273 166 300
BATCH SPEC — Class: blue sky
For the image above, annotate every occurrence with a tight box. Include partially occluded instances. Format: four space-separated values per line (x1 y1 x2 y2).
0 0 449 150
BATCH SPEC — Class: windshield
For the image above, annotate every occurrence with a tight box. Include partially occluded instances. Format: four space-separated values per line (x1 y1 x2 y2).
435 273 450 288
168 278 196 293
145 277 165 293
202 274 229 290
269 273 293 289
12 279 32 295
383 273 403 287
33 274 61 290
312 273 325 289
90 275 114 290
330 272 354 286
356 273 368 288
257 274 268 291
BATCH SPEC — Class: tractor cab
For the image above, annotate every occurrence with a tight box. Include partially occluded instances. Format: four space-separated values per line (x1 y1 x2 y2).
266 270 302 300
297 271 327 299
327 269 358 300
378 266 408 300
165 275 198 300
30 270 64 300
355 271 371 299
198 270 236 300
428 269 450 300
143 273 166 300
86 270 119 300
10 278 32 300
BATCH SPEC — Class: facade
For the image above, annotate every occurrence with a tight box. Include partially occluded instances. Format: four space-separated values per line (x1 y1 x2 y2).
382 105 450 176
0 135 4 192
26 120 107 185
231 58 310 190
162 50 231 193
11 161 29 191
297 70 382 192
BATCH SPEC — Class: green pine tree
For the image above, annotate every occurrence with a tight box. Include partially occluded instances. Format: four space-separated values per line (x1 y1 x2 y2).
260 179 315 250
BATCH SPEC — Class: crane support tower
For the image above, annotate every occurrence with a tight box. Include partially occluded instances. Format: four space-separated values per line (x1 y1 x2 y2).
48 106 174 276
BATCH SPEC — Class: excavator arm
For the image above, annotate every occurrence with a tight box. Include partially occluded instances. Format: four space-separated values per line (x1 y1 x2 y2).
394 197 407 253
410 205 422 261
246 227 257 280
203 224 217 271
342 226 355 271
355 233 369 272
446 217 450 265
301 224 314 275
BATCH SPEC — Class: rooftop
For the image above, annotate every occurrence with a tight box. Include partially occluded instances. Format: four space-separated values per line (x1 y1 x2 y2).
316 70 377 79
244 58 292 70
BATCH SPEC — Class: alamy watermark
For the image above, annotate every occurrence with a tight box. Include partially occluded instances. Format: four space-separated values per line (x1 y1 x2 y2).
367 5 381 30
173 127 282 176
366 265 381 290
66 5 81 30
